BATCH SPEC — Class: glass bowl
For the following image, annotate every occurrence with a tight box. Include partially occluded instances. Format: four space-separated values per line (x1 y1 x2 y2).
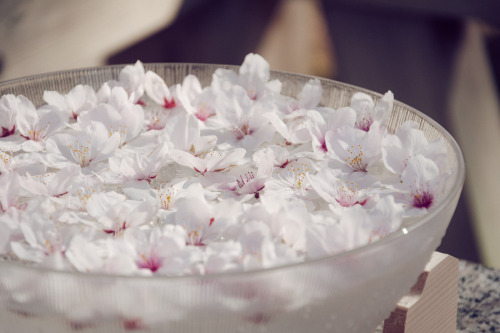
0 64 465 333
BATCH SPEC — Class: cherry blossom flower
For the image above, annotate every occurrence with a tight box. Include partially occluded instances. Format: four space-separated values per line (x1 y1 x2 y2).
234 220 299 270
307 196 403 257
22 164 81 198
307 108 356 156
177 74 217 123
43 84 97 120
350 90 393 132
100 143 170 185
278 78 322 114
0 149 46 176
94 62 145 106
10 199 74 269
0 208 22 254
78 87 145 147
382 121 447 175
245 194 310 252
264 111 312 146
265 157 316 200
308 168 378 216
154 178 187 212
0 94 19 137
202 240 243 274
162 113 217 153
173 146 247 176
212 53 281 103
0 173 25 213
0 95 66 152
399 155 444 215
128 225 199 275
144 70 178 109
326 121 383 173
85 191 158 235
44 121 120 171
214 85 275 150
173 183 238 246
65 233 138 274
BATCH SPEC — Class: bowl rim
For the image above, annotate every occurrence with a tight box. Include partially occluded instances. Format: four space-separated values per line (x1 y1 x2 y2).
0 63 466 281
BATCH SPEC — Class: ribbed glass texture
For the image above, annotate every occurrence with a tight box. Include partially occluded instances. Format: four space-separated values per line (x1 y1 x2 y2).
0 64 465 333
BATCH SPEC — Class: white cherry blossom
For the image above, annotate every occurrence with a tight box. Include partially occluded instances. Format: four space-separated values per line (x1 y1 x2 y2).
0 94 19 137
43 84 97 120
144 70 178 109
382 120 447 175
45 121 120 170
350 90 393 131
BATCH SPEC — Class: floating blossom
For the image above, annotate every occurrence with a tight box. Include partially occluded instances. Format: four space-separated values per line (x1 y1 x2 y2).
215 85 275 150
308 168 376 214
212 53 281 102
307 196 403 257
65 233 138 274
23 164 81 198
94 61 146 105
0 150 46 176
78 87 145 147
0 94 19 137
173 183 238 246
278 78 322 114
43 84 97 120
10 199 75 269
399 155 443 215
173 146 247 176
326 121 383 173
308 108 356 156
350 91 393 131
84 191 158 235
101 143 170 184
128 225 199 275
266 157 316 200
382 121 447 175
0 173 25 213
45 121 120 171
0 95 66 152
144 70 178 109
177 74 217 123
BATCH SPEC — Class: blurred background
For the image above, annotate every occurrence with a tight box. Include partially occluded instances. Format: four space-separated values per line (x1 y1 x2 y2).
1 0 499 267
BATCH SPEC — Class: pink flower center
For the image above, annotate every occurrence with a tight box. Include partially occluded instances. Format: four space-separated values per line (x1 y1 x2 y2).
1 125 15 138
195 104 214 122
234 123 253 140
355 115 374 132
137 253 162 272
335 181 364 207
163 97 177 109
412 190 433 209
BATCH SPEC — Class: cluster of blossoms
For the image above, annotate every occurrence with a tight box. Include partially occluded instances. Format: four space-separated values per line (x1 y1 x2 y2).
0 54 450 277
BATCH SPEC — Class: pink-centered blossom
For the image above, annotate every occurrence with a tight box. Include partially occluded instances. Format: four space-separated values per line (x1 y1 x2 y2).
0 94 19 137
177 74 217 123
214 85 275 150
144 70 178 109
350 90 393 132
85 191 158 235
43 84 98 120
45 121 120 170
212 53 281 103
399 155 443 215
